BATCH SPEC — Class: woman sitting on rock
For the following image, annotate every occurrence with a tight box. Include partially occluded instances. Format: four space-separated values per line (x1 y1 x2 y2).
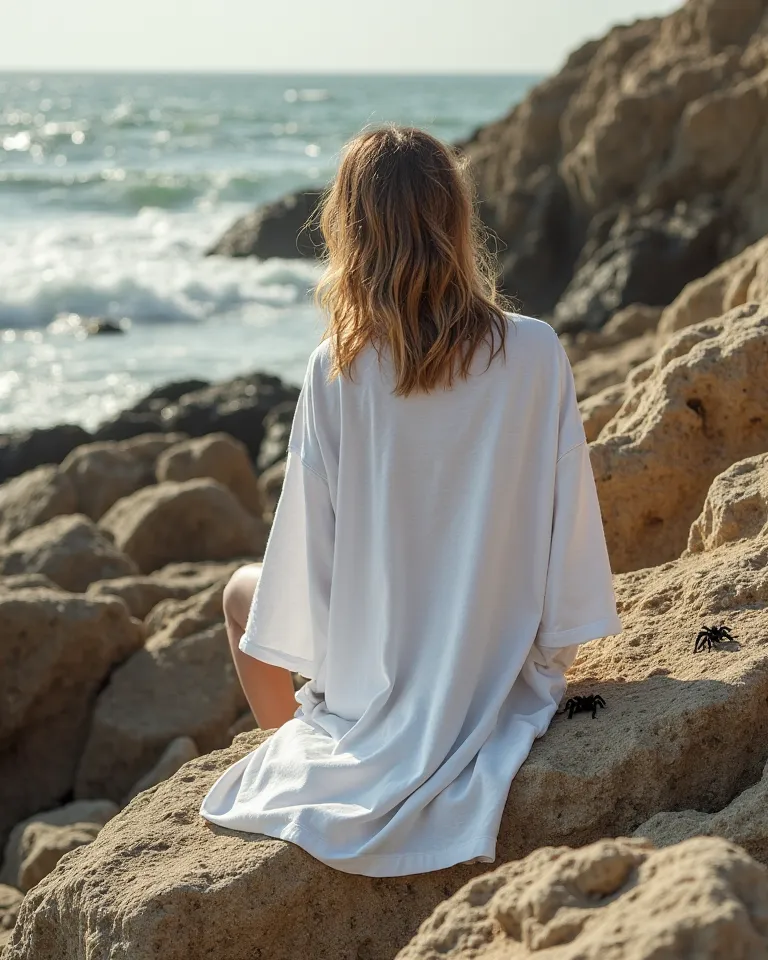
200 125 621 876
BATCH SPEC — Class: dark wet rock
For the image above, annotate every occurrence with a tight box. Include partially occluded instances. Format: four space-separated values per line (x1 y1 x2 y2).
0 425 91 485
257 400 297 472
207 189 324 260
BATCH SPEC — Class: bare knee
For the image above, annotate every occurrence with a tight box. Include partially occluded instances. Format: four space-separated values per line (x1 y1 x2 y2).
223 564 261 636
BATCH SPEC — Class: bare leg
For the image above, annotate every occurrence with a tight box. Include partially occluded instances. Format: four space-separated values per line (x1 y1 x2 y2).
223 564 299 730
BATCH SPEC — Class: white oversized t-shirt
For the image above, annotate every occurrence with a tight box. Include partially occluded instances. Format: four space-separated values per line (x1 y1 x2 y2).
200 314 622 876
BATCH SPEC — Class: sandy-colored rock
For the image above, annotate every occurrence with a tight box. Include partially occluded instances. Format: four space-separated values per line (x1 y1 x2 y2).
688 453 768 553
227 712 258 741
636 759 768 867
86 560 241 621
592 301 768 572
59 433 186 520
1 801 117 893
579 383 626 443
8 730 481 960
75 604 245 802
156 433 263 516
571 332 656 400
122 737 199 805
0 884 23 952
141 579 227 638
658 233 768 341
9 499 768 959
0 465 76 545
99 478 268 574
396 837 768 959
0 589 142 849
0 514 138 592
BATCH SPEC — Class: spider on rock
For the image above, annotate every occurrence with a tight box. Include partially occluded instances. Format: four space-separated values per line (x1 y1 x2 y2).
694 624 737 653
563 694 606 719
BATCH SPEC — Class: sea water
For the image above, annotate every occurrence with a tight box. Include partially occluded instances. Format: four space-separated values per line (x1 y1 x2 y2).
0 72 536 432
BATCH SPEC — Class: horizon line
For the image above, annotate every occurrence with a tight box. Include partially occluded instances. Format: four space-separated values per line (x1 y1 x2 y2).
0 67 548 78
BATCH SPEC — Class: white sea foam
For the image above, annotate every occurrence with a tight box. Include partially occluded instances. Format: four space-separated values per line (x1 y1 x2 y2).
0 207 323 329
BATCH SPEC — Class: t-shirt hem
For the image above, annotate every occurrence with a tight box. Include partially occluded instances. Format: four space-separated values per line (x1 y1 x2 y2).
238 634 316 678
276 820 498 877
537 613 623 648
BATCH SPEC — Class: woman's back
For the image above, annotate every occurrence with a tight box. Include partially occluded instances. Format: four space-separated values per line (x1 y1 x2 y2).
200 313 621 876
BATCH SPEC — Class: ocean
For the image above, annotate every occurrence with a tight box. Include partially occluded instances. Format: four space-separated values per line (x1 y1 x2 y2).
0 72 537 433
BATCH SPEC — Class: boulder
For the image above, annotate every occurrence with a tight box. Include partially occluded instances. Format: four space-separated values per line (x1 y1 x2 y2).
635 760 768 867
591 301 768 572
0 588 142 849
395 837 768 959
9 496 768 958
122 737 200 805
98 479 267 574
59 433 187 520
206 189 324 259
0 885 23 952
142 579 228 638
687 453 768 553
0 465 76 545
570 331 656 400
658 234 768 340
0 514 138 592
1 801 118 893
160 374 300 462
579 384 626 443
9 730 480 960
86 560 240 621
0 424 90 485
0 574 58 591
156 433 263 516
75 615 245 803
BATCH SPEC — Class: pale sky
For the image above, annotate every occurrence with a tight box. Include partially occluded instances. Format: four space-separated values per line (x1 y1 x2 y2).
2 0 681 73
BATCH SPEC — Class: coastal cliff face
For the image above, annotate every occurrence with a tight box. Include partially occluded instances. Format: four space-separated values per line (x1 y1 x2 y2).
464 0 768 330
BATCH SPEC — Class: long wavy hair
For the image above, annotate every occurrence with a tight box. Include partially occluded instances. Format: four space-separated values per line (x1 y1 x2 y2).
313 125 511 396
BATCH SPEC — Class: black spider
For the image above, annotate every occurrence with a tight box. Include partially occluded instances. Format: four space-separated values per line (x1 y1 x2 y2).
694 624 737 653
563 694 606 719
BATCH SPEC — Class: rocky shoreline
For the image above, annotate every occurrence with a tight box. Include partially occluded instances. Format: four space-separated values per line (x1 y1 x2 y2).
3 0 768 957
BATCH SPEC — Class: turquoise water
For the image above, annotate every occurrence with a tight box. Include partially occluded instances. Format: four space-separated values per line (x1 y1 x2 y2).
0 72 537 430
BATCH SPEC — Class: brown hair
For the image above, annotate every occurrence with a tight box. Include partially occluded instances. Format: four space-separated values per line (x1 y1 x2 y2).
313 125 511 396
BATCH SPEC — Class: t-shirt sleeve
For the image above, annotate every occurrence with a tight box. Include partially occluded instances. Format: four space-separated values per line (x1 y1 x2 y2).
536 339 622 648
238 373 334 678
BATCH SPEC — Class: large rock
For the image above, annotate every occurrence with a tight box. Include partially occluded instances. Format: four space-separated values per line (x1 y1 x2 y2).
462 0 768 327
395 837 768 959
0 588 142 848
91 373 299 463
1 800 118 893
9 730 481 960
0 514 138 591
98 479 267 574
687 453 768 553
0 424 90 485
59 433 187 520
156 433 263 516
579 384 626 443
636 760 768 867
592 301 768 572
658 233 768 340
206 189 323 259
122 737 199 806
9 498 768 958
75 590 245 802
0 465 76 545
85 560 241 621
